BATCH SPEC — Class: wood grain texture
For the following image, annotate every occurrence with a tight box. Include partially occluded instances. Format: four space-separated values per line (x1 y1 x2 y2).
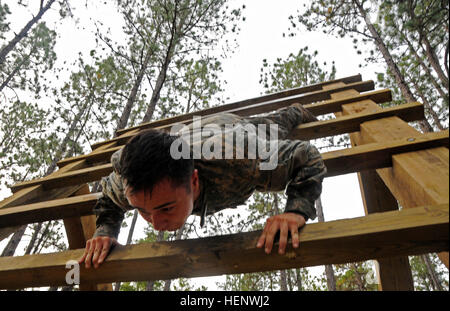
55 89 392 169
325 83 414 290
92 79 375 150
0 203 446 289
114 74 364 136
3 131 447 214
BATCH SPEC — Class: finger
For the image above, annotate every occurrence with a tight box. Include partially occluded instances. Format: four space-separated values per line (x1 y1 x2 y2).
98 239 112 264
78 246 88 264
257 218 273 248
264 220 280 254
79 239 91 264
257 231 266 248
289 223 300 248
84 239 96 269
92 241 103 269
278 221 289 255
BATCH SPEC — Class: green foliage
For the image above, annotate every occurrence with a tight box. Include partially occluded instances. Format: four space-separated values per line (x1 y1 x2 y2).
259 47 336 93
334 261 378 291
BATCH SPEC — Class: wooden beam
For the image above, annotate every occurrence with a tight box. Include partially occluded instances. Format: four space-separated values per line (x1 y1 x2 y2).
114 74 364 137
0 203 446 290
338 91 449 269
324 82 415 290
289 102 424 140
0 142 116 243
56 89 392 169
63 185 113 291
6 130 448 201
92 79 375 150
0 192 102 228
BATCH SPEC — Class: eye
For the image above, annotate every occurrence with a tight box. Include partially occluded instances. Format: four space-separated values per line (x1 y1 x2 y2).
161 206 174 213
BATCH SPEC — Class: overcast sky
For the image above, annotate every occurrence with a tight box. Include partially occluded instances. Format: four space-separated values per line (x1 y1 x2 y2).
1 0 386 289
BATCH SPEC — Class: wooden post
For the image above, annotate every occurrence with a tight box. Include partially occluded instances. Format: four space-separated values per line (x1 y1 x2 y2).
323 82 449 290
63 184 112 291
324 83 414 290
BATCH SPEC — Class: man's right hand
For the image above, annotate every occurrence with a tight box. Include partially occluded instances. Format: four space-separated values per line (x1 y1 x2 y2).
78 236 119 269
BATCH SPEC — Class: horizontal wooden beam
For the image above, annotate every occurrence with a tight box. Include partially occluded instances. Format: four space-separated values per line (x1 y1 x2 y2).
3 130 447 228
323 130 449 177
91 80 375 150
289 102 424 140
0 203 447 289
0 193 102 228
114 74 363 137
8 113 438 194
56 89 392 169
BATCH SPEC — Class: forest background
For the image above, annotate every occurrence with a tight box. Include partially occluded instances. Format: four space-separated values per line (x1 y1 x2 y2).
0 0 448 291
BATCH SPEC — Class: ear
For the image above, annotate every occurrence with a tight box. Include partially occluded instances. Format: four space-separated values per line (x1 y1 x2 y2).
191 169 199 188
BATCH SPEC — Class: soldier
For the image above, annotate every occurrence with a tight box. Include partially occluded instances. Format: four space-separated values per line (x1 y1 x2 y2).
79 103 326 269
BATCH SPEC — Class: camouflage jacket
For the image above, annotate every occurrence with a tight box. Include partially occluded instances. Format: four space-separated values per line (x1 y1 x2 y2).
93 104 327 238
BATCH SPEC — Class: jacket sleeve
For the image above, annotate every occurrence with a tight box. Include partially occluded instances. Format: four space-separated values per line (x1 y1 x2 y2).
255 140 327 221
93 149 133 239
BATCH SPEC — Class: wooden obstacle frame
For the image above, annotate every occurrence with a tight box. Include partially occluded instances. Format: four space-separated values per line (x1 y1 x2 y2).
0 74 448 291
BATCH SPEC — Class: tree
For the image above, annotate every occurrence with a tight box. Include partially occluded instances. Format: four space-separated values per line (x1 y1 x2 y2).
290 0 439 132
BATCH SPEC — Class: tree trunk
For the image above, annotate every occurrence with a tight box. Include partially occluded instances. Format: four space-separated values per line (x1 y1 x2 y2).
410 79 444 130
142 1 187 123
353 0 433 133
24 222 42 255
350 263 366 291
315 197 337 291
421 254 443 291
395 21 448 103
115 45 155 134
114 209 139 291
421 36 449 90
296 268 302 291
1 225 27 257
0 0 56 66
146 230 165 290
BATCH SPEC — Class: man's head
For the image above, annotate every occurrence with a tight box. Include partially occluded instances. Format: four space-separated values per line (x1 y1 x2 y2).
120 129 199 231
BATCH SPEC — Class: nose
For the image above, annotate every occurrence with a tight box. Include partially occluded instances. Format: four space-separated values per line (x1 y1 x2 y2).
152 214 168 230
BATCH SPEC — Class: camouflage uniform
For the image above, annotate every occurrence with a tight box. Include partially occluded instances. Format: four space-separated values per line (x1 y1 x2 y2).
93 104 327 238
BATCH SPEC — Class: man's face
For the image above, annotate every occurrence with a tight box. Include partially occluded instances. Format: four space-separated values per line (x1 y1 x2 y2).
125 170 199 231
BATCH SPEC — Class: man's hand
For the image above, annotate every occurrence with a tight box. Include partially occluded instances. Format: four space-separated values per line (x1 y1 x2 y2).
256 212 306 255
78 236 119 269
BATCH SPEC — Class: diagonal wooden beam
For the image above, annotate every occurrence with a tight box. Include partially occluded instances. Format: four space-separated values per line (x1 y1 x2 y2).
9 117 443 194
114 74 364 137
0 203 447 290
289 102 424 140
2 130 447 227
92 79 375 150
56 89 392 169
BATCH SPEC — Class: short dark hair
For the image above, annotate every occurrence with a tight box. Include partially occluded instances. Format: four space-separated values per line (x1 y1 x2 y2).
120 128 194 194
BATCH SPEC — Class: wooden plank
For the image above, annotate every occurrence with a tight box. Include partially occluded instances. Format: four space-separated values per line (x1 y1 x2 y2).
289 102 424 140
11 163 112 193
337 91 449 269
57 146 122 169
63 185 113 291
55 89 392 168
223 88 392 118
0 203 446 289
92 79 375 150
0 142 116 243
0 160 89 242
6 130 448 198
325 83 414 290
0 193 101 228
114 74 363 137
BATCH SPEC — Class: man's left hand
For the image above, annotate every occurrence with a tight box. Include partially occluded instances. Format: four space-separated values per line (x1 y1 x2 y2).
256 212 305 255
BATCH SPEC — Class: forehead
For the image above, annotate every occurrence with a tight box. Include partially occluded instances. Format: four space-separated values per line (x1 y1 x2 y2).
126 178 186 206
